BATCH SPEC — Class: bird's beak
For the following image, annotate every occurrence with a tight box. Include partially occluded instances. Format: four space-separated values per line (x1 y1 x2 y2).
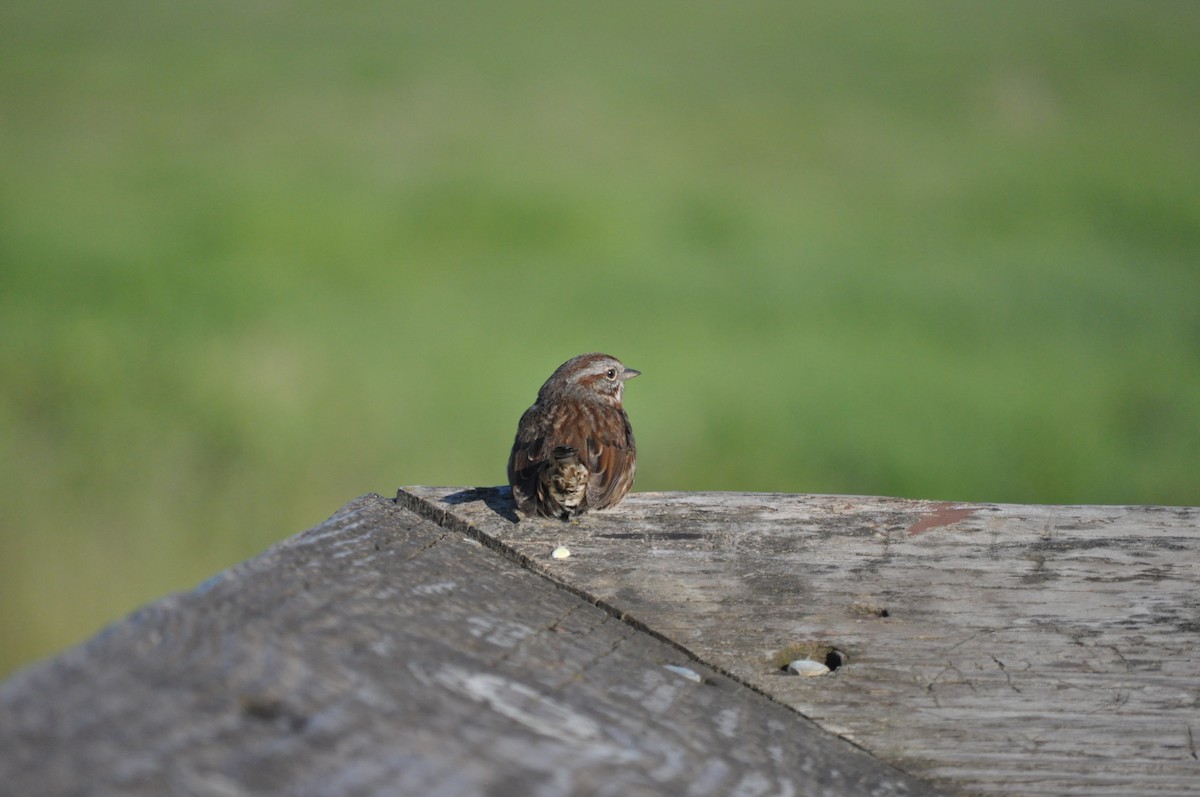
621 367 641 381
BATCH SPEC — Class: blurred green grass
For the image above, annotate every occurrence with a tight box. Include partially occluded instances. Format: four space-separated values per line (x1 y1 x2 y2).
2 1 1198 676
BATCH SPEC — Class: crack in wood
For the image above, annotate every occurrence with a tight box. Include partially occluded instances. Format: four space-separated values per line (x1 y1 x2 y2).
1105 644 1134 673
485 604 583 670
557 626 640 691
989 655 1022 693
402 529 453 561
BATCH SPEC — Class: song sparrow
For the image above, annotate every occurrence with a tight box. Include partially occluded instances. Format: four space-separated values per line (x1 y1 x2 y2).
507 353 640 520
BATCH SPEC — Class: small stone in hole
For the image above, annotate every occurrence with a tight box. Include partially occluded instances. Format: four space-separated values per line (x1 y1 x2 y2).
787 659 830 677
771 642 846 673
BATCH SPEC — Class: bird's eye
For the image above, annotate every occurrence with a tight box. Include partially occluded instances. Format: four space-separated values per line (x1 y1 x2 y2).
605 368 617 380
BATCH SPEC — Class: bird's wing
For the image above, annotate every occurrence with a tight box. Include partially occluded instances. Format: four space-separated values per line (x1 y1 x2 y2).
583 411 636 510
507 406 548 513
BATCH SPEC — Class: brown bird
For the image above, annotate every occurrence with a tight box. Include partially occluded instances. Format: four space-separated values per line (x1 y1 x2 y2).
507 353 640 520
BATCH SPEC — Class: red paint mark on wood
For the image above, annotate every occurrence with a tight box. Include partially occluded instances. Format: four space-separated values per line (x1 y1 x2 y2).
907 502 979 536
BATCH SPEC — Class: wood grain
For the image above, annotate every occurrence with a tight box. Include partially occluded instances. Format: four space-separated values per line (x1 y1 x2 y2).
399 487 1200 796
0 494 940 797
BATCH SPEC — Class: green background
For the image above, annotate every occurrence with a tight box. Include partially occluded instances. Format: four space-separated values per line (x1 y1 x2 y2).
3 1 1198 677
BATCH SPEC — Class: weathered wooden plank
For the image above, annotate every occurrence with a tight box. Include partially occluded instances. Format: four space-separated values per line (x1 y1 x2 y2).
0 494 940 797
399 487 1200 796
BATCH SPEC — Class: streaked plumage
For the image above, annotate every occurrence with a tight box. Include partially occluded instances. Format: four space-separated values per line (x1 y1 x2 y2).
507 353 639 520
